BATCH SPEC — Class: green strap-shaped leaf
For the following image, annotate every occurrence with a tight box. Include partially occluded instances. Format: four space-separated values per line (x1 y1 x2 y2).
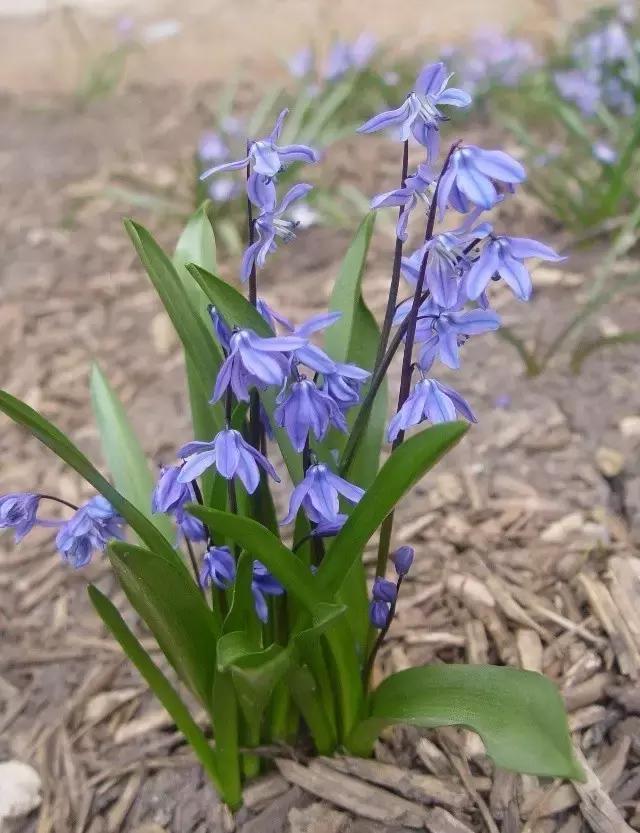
125 219 224 433
0 389 180 568
347 664 584 781
211 670 242 810
186 506 323 614
185 264 304 483
109 542 219 709
90 363 174 541
317 422 468 596
88 585 221 794
172 204 222 455
325 212 376 361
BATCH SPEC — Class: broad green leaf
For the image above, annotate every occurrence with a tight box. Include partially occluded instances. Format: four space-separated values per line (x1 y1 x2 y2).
185 264 303 482
325 212 376 361
343 299 388 489
223 552 259 639
109 542 219 709
288 666 336 754
218 632 291 735
172 204 221 498
125 219 224 433
0 389 180 569
347 664 584 781
173 201 217 327
186 506 323 614
90 363 173 540
88 585 222 793
211 671 242 810
318 422 468 596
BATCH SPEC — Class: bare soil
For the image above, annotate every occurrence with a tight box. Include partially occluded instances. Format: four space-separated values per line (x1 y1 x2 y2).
1 63 640 833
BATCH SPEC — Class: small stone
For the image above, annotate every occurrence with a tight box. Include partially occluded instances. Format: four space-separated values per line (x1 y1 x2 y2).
620 416 640 438
0 761 42 820
595 447 625 478
541 512 584 543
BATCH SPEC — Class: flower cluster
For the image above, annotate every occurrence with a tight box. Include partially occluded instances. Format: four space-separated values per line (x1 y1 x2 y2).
362 62 561 450
287 33 378 85
0 493 124 568
440 27 540 98
359 62 562 626
554 12 639 116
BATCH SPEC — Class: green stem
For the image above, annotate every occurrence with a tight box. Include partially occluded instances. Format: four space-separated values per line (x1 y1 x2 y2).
288 667 336 755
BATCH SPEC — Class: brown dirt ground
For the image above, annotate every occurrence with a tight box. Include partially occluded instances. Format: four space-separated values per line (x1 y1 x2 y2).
1 69 640 833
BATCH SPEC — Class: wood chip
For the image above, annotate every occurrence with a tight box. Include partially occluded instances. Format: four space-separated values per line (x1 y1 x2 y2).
239 785 305 833
276 759 428 828
321 756 471 809
415 738 452 777
106 770 143 833
288 801 348 833
516 629 543 672
572 745 635 833
579 572 640 678
424 806 475 833
242 773 290 810
563 672 611 711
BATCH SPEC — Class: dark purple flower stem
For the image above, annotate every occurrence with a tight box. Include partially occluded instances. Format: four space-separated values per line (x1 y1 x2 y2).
364 142 460 676
302 438 324 567
374 139 409 368
362 575 403 687
185 537 205 599
36 493 80 511
245 151 263 454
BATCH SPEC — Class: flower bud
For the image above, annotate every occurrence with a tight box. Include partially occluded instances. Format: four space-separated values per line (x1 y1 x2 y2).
372 577 397 603
369 600 390 629
392 545 414 577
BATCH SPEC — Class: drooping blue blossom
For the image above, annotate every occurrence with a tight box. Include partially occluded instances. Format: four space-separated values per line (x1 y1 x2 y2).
177 428 280 493
554 69 601 115
151 465 206 543
322 362 371 412
211 329 306 403
208 306 232 352
209 177 238 203
282 464 364 525
200 546 236 590
152 464 191 514
406 296 501 370
200 109 319 181
241 183 314 280
252 560 285 623
358 62 471 158
371 163 435 241
289 311 341 374
256 298 292 332
287 46 314 79
175 507 207 543
392 545 414 576
436 145 526 217
387 378 476 442
324 40 353 81
593 141 617 165
55 496 125 569
198 132 230 164
400 216 492 307
312 514 347 537
465 235 563 302
274 377 347 452
0 493 41 542
258 304 340 374
372 577 397 604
